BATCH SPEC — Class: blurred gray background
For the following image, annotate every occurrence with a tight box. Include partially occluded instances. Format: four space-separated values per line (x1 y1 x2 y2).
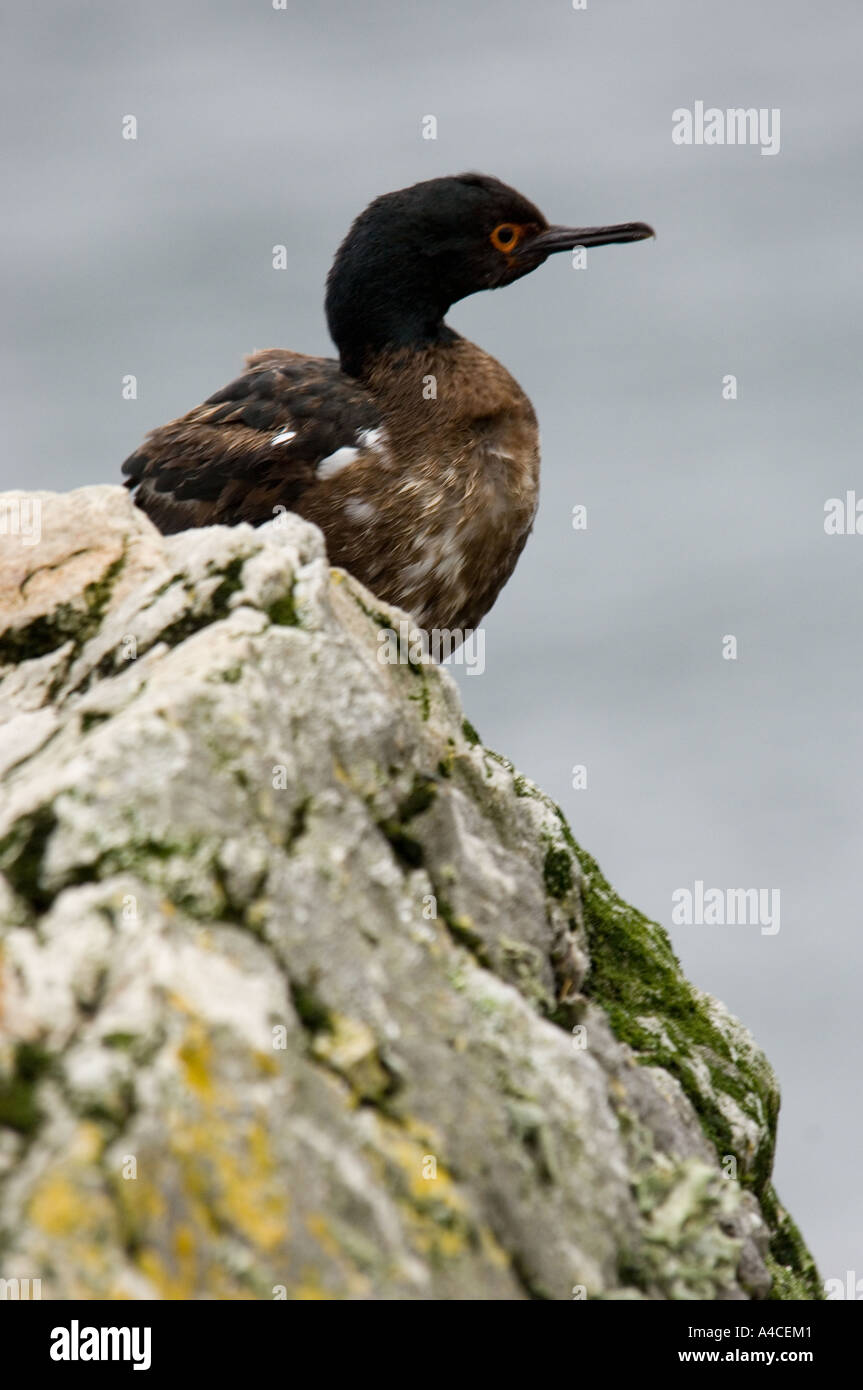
3 0 860 1286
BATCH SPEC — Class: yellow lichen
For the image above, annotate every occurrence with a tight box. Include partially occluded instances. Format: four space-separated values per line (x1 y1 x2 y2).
176 1020 214 1099
29 1174 97 1237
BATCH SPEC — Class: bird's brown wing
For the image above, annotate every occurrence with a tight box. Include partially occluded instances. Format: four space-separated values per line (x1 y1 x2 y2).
121 349 383 535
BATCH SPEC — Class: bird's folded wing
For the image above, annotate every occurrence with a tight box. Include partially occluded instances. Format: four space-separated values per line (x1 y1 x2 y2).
121 349 382 534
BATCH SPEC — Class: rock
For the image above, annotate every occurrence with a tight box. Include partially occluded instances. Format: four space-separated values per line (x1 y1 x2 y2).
0 486 820 1300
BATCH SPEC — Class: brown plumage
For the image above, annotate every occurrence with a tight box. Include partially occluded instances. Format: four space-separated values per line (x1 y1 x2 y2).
123 174 652 632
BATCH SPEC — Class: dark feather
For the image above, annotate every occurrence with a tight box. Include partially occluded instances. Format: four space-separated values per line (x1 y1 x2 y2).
122 349 382 533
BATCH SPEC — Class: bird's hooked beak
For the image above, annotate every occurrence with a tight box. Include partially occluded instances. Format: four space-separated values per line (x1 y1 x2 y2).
522 221 655 256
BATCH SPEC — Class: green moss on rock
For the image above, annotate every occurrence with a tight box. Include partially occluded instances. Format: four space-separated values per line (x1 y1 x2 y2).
566 833 821 1300
461 718 481 747
0 807 59 913
0 1042 55 1135
0 552 127 669
543 844 574 901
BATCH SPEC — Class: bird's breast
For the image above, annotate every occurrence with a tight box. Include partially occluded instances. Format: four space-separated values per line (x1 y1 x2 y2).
398 436 539 630
304 339 542 631
308 421 539 635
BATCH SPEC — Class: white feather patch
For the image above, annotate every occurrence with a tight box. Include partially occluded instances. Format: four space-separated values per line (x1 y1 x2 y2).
317 446 359 479
344 498 375 524
356 426 388 454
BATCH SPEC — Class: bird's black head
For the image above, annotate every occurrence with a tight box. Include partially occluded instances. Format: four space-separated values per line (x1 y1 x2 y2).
325 173 653 378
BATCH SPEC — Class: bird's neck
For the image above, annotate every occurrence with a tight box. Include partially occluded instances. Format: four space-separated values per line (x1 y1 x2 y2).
337 312 458 382
325 246 457 381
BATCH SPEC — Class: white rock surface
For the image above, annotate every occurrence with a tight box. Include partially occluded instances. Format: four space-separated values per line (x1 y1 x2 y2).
0 487 818 1300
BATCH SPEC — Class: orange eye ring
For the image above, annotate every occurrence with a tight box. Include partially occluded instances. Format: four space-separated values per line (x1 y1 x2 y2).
490 223 522 252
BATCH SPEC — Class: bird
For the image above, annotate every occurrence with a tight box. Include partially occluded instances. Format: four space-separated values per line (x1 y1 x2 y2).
122 173 652 632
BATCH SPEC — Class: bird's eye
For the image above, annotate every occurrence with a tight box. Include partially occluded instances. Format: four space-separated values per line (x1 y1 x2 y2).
490 223 521 251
